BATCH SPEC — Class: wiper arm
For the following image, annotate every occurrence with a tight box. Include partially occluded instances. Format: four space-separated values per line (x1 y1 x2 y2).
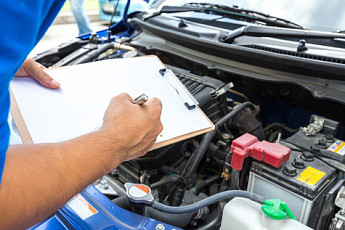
146 4 303 29
143 5 201 20
220 25 345 43
158 5 202 13
185 3 303 29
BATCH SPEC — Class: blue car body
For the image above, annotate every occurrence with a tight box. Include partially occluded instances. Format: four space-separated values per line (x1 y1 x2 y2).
98 0 149 22
29 185 180 230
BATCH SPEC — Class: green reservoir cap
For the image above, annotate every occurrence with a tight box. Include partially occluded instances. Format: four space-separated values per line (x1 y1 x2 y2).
261 199 296 220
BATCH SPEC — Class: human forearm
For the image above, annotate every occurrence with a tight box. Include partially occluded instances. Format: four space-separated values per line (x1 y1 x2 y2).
0 93 162 229
0 130 119 229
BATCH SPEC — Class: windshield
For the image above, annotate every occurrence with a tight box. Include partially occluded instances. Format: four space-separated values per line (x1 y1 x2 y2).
150 0 345 32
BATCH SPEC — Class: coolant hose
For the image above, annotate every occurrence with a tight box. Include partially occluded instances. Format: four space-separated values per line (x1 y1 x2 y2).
186 102 255 176
145 207 194 228
196 205 222 230
192 175 221 193
216 102 256 127
151 190 265 214
73 43 115 64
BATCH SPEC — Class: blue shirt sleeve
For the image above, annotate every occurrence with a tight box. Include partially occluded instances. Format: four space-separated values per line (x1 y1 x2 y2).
0 0 66 183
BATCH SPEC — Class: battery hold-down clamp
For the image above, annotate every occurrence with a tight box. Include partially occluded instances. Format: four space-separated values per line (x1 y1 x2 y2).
230 133 291 171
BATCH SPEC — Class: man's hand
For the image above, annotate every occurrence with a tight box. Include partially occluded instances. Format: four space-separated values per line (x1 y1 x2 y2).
0 93 162 229
15 58 61 89
100 93 163 169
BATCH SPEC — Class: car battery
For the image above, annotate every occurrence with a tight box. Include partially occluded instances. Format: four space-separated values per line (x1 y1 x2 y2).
247 149 338 229
285 115 344 162
285 130 345 162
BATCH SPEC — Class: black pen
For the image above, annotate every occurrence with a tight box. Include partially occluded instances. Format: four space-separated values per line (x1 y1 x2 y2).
133 94 148 105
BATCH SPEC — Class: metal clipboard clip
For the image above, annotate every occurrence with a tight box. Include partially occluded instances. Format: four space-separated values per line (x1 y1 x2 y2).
159 68 199 110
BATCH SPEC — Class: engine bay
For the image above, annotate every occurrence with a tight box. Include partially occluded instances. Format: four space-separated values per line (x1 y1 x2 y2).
88 51 345 229
31 13 345 230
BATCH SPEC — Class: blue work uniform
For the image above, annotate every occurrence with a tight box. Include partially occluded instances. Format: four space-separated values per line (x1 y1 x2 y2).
0 0 66 183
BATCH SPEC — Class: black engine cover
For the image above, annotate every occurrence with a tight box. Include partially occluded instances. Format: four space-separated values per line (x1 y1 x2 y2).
129 65 228 170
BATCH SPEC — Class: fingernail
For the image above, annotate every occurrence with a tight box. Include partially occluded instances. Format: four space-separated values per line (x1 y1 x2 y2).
51 80 61 87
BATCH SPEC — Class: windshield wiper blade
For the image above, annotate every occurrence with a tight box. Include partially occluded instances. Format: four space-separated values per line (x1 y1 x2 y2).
147 4 303 29
143 5 201 20
185 3 303 29
220 25 345 43
158 5 202 13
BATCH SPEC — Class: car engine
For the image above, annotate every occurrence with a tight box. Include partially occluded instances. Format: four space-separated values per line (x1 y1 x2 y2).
32 10 345 229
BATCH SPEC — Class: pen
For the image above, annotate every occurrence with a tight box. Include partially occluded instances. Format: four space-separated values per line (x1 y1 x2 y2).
133 93 148 105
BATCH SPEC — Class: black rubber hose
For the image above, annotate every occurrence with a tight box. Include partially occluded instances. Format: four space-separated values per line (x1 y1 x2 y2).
145 206 194 228
268 130 281 142
264 122 299 133
230 109 265 141
196 205 222 230
186 131 215 176
215 102 256 128
192 175 221 194
72 43 115 64
112 196 131 211
151 174 185 188
207 142 227 160
186 102 255 176
151 190 265 214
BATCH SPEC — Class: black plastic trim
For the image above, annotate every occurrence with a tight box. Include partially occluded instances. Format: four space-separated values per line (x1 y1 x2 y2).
130 16 345 81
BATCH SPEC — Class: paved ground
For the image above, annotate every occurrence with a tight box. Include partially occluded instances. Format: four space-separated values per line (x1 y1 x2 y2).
61 0 99 11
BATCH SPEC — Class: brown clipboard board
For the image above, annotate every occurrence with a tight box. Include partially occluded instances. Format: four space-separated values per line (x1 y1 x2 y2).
10 55 215 150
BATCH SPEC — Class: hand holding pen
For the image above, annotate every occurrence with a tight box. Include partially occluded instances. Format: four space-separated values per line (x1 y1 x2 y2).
133 93 149 105
101 93 163 163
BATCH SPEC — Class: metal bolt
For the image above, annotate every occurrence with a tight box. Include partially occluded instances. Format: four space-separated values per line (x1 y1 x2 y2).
282 166 297 177
336 219 344 229
155 224 165 230
315 90 324 96
185 151 191 157
292 158 306 169
222 133 231 140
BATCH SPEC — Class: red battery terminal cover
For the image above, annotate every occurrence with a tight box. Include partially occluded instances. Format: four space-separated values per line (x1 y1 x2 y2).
230 133 291 171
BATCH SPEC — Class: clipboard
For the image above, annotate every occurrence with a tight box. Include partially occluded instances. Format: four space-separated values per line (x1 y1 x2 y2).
10 55 214 150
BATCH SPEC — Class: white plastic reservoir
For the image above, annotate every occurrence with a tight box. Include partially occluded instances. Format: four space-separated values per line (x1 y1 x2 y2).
220 197 312 230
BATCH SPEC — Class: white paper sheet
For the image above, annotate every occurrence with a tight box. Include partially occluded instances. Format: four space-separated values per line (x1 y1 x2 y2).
10 56 213 145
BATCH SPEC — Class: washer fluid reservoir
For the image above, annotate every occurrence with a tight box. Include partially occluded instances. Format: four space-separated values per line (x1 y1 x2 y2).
220 197 312 230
